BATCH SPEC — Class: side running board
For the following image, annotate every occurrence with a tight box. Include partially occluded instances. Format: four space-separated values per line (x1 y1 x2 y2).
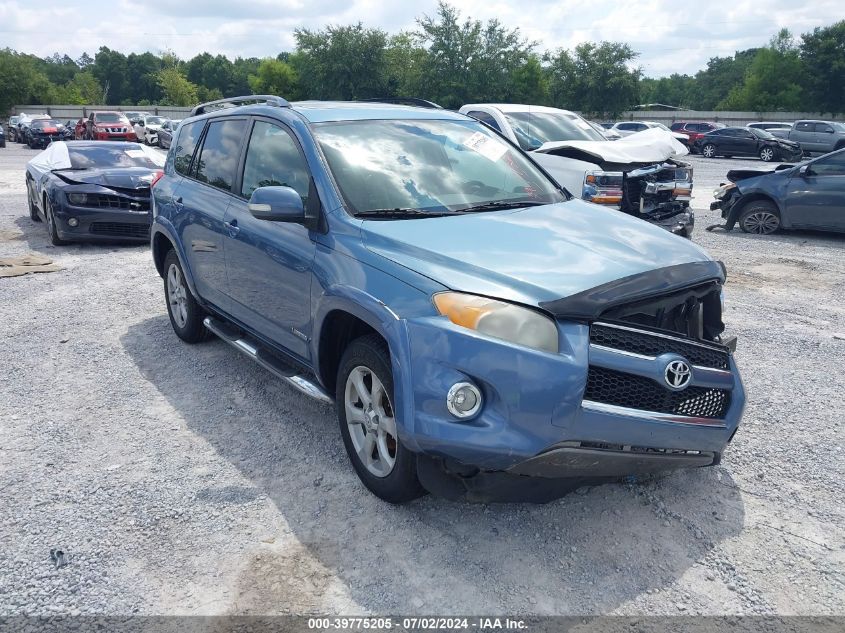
203 317 333 404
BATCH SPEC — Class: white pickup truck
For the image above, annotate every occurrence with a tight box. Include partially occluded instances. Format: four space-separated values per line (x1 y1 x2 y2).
459 104 695 237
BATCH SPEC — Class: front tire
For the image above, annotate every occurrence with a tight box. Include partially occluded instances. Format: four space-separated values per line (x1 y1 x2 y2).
163 249 211 343
45 199 67 245
27 180 41 222
702 144 716 158
759 147 775 162
739 201 781 235
336 334 425 504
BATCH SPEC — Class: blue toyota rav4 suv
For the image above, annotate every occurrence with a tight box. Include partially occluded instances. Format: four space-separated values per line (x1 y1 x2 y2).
150 95 744 503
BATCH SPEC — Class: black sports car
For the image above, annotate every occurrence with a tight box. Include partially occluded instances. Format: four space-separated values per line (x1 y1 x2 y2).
25 141 165 245
26 119 67 149
709 148 845 235
694 126 803 162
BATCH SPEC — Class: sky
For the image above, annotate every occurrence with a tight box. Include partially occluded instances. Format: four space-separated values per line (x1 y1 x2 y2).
1 0 844 77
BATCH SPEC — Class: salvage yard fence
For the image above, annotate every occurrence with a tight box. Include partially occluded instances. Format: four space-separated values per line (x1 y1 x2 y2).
10 105 845 126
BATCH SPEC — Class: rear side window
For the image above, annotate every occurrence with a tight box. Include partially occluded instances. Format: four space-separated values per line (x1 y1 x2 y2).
240 121 311 200
669 123 683 131
173 120 205 176
195 119 247 191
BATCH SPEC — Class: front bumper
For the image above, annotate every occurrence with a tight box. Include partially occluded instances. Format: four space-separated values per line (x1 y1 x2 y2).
93 131 137 141
53 205 151 242
398 317 744 482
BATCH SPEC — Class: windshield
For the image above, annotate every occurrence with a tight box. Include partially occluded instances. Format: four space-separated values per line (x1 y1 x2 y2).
313 119 565 217
31 120 62 129
68 146 161 169
147 116 165 125
749 127 775 139
95 113 125 123
503 111 605 150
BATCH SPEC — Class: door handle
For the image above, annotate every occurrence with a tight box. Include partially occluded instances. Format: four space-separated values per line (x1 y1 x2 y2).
172 196 183 212
224 219 240 237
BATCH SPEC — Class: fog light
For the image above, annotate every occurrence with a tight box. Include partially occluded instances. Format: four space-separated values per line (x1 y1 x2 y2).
67 217 79 227
446 382 482 419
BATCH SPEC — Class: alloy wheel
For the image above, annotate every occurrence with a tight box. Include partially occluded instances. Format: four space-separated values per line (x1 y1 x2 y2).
760 148 774 161
166 263 189 329
742 211 779 234
344 365 397 478
703 144 716 158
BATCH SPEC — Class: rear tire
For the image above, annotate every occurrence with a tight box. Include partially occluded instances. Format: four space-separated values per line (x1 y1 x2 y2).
336 334 425 504
163 249 211 343
702 144 716 158
739 201 781 235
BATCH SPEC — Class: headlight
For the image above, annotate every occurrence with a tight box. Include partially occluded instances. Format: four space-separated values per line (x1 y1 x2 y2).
67 193 88 205
713 183 736 200
583 170 623 205
433 292 559 353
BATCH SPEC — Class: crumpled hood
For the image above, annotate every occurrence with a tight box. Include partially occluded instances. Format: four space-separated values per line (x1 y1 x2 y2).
362 199 712 306
55 167 157 189
534 128 688 163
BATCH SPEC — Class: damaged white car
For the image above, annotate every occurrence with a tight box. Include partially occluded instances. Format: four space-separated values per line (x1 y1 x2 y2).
459 104 695 237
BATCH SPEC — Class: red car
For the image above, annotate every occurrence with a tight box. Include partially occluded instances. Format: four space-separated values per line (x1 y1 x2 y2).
669 121 726 149
83 111 137 141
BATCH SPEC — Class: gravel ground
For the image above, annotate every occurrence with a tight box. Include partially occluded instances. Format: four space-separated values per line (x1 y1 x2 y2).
1 143 843 616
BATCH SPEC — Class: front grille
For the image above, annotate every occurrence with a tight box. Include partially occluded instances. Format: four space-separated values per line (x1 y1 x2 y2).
591 323 729 369
90 222 150 238
585 366 730 419
87 194 149 211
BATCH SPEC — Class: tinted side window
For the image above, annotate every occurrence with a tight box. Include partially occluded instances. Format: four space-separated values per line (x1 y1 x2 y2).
815 123 834 133
811 152 845 176
795 122 814 132
240 121 310 200
173 120 205 176
670 123 683 131
195 119 246 192
467 111 502 133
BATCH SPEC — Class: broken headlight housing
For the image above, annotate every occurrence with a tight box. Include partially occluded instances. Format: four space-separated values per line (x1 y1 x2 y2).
713 183 736 200
582 170 623 205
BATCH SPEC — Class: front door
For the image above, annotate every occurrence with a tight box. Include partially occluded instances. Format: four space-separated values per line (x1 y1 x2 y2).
785 152 845 230
223 118 317 361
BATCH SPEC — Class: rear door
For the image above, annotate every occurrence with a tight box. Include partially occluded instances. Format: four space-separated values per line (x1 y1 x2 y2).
791 122 817 150
222 118 317 360
785 151 845 230
175 117 247 310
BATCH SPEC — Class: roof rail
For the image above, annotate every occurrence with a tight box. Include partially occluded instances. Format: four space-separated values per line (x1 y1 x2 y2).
191 95 291 117
358 97 443 110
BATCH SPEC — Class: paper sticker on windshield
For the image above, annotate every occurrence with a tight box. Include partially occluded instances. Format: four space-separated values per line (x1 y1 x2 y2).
462 132 507 161
125 150 146 158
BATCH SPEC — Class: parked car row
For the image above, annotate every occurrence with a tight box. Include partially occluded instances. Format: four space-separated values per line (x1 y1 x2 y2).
4 111 181 150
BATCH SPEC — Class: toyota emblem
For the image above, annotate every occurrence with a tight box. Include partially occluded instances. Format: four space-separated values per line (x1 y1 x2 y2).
664 360 692 390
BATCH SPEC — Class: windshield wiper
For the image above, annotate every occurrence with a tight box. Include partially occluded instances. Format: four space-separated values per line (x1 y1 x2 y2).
354 208 452 219
457 200 547 213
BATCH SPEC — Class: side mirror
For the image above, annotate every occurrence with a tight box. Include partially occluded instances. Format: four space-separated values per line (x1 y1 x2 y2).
248 186 305 223
799 165 811 177
138 121 145 127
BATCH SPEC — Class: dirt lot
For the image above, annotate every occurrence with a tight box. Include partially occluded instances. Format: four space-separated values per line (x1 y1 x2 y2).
1 143 843 616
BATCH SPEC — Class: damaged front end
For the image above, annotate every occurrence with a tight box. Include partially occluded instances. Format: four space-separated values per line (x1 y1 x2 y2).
582 160 694 237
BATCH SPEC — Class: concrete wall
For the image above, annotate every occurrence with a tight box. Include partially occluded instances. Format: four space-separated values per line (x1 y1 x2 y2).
617 110 845 126
10 105 192 120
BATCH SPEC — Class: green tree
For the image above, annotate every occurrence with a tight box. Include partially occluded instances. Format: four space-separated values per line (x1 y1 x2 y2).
638 74 695 108
293 23 389 99
54 71 103 104
800 21 845 115
126 52 163 104
91 46 129 104
248 58 299 98
547 42 640 116
385 32 428 97
687 50 756 109
157 68 198 106
720 30 804 111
